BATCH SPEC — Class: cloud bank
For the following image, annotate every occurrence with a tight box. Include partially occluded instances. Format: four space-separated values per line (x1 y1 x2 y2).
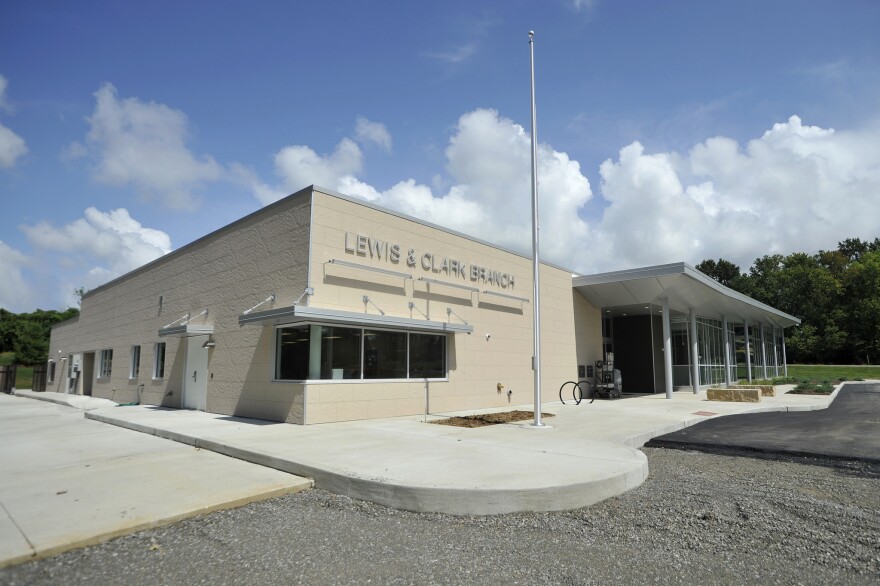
22 208 172 301
592 115 880 271
251 111 880 275
67 84 221 210
0 241 31 311
254 109 593 268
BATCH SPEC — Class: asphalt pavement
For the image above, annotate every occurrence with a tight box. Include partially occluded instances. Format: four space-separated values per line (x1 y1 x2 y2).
647 382 880 463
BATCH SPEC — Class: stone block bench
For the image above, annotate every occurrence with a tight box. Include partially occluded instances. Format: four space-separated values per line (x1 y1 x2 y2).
730 384 776 397
707 387 761 402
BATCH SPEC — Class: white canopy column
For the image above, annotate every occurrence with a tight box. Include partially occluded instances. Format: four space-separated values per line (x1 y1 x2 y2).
689 308 699 394
722 315 731 387
760 323 769 380
662 297 672 399
744 320 752 383
782 328 788 377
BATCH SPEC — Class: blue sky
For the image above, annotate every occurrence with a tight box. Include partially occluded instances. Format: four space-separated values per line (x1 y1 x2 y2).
2 0 879 312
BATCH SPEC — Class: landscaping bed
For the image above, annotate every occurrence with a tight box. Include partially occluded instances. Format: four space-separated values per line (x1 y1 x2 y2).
432 410 554 428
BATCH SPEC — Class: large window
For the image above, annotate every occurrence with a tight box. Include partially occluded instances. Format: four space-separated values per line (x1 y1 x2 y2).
48 360 56 383
153 342 166 379
275 324 446 381
130 345 141 379
409 333 446 379
98 349 113 379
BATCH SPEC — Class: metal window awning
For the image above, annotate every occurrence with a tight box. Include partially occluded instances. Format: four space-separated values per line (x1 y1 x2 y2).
238 304 473 334
158 324 215 338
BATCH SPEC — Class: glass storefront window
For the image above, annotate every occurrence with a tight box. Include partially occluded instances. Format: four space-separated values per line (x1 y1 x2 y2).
276 325 310 380
318 326 362 379
275 325 446 381
363 330 406 379
410 333 446 379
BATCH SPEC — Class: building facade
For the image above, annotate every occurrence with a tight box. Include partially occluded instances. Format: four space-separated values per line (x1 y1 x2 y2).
47 186 799 424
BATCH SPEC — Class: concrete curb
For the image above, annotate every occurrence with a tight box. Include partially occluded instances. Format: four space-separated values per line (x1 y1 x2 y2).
0 481 312 569
12 390 117 411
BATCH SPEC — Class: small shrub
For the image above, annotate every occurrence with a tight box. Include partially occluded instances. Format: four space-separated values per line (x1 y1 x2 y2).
771 376 797 385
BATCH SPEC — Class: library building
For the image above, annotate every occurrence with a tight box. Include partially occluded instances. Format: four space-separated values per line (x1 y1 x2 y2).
47 186 800 424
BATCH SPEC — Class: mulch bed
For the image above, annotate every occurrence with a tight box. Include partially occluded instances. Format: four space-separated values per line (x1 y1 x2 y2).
431 410 554 428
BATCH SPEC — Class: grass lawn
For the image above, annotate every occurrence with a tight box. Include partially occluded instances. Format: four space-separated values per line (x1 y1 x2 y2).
786 364 880 383
2 353 34 389
15 367 34 390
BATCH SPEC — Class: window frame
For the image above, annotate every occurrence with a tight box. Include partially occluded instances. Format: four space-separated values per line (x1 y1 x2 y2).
272 322 448 383
129 345 141 380
153 342 166 379
98 349 113 379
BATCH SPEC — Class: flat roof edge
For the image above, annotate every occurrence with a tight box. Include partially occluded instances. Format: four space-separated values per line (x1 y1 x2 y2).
573 261 801 326
311 186 577 275
83 186 314 299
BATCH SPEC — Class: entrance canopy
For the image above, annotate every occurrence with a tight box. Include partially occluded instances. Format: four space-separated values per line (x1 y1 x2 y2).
573 262 800 328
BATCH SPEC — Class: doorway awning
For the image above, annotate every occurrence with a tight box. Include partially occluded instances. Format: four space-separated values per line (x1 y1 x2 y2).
573 262 800 328
238 304 473 334
158 324 215 338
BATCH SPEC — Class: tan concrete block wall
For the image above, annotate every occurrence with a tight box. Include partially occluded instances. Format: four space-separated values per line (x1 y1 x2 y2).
302 189 593 423
48 192 312 423
572 289 603 375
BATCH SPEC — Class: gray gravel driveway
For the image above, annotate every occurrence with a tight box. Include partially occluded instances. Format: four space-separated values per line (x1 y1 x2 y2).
2 448 877 585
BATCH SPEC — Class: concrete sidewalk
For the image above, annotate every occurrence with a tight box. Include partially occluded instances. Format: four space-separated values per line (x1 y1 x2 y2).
0 394 312 569
84 386 836 516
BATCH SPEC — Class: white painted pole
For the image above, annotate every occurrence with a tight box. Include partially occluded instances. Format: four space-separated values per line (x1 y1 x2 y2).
744 320 752 383
528 31 544 427
760 323 768 380
662 298 673 399
782 328 788 377
689 308 699 394
722 315 731 388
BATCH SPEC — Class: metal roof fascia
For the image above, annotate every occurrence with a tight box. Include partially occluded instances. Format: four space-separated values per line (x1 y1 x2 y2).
158 324 215 338
573 261 800 326
238 304 473 333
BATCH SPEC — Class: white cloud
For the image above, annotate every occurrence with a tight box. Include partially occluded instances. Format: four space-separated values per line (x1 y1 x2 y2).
591 115 880 271
251 136 365 205
354 117 392 152
254 109 593 268
250 110 880 276
0 241 33 312
571 0 598 11
70 83 221 210
0 74 28 169
424 42 477 64
22 207 172 291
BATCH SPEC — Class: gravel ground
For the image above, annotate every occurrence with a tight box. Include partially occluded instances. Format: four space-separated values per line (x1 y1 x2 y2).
2 448 879 586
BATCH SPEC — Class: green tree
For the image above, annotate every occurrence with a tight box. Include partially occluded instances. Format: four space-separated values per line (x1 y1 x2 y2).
695 258 743 288
13 320 48 366
843 251 880 364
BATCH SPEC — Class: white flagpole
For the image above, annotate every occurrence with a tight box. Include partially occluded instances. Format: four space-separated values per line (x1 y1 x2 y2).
529 31 544 427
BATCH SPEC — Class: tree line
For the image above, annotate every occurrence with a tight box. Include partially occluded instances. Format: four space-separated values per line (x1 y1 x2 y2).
0 308 79 366
697 237 880 365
